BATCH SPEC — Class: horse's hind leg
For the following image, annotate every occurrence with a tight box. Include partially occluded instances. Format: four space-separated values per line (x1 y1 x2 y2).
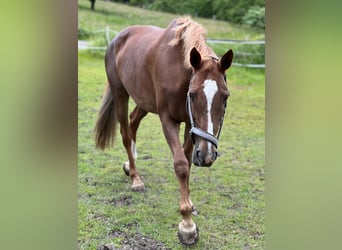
129 106 147 143
122 106 147 188
114 90 145 191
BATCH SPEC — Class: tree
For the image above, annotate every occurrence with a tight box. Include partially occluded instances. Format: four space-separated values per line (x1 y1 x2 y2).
242 6 265 29
90 0 96 11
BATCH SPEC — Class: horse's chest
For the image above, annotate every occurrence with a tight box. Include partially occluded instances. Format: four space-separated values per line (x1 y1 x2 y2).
166 94 187 121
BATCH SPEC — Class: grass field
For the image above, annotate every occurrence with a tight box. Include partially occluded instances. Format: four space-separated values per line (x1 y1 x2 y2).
78 1 265 249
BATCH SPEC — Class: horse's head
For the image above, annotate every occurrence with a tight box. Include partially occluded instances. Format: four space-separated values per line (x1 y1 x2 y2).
187 47 233 167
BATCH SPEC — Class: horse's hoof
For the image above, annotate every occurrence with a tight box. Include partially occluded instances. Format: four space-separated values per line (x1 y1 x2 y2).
131 183 145 192
131 177 145 192
122 162 129 176
177 222 199 246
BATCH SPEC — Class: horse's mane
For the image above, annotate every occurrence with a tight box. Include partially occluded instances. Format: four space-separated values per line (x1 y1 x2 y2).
168 17 212 69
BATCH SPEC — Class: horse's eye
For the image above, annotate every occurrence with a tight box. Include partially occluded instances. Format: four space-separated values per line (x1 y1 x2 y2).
222 91 230 101
189 91 196 101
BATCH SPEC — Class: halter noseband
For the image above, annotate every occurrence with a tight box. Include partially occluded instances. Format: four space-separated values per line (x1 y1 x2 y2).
186 82 226 149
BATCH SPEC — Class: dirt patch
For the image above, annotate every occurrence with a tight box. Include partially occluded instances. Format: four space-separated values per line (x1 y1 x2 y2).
98 230 171 250
122 233 170 250
97 243 119 250
141 155 153 160
108 195 133 206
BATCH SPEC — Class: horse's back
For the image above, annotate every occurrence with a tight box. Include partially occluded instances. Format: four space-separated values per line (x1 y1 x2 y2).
106 25 163 75
112 25 162 56
105 25 164 113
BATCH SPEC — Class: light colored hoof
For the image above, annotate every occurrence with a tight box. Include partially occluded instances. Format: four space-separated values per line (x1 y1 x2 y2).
177 222 199 246
131 177 145 192
132 183 145 192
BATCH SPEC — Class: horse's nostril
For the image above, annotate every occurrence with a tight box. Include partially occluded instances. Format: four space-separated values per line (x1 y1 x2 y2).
213 151 218 160
195 150 200 159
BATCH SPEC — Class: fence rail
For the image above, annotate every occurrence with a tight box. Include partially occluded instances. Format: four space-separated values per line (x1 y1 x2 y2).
207 39 265 45
79 26 265 68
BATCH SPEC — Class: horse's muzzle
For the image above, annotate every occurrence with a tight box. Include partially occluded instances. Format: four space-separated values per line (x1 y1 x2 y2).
192 147 218 167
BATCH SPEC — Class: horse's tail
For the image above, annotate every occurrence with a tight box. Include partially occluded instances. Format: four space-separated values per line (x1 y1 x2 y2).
94 84 117 150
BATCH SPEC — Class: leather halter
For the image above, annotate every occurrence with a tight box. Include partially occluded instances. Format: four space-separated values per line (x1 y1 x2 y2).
186 80 227 149
207 55 219 61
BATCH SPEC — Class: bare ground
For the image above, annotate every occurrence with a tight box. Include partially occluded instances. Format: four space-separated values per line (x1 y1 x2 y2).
98 230 171 250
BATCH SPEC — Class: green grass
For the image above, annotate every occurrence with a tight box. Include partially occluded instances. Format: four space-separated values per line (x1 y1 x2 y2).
78 1 265 249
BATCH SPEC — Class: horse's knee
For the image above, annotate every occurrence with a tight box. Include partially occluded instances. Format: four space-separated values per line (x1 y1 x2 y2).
174 159 189 180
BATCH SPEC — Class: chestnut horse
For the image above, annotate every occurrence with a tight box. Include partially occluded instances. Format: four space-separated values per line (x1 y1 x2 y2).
94 17 233 245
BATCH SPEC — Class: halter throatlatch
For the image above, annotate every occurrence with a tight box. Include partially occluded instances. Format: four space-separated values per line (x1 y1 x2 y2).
186 91 226 149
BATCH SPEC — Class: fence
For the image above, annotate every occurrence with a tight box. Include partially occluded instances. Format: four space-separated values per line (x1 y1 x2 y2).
79 26 265 68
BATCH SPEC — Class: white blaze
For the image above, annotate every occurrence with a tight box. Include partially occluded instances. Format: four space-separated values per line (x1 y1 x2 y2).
203 79 218 150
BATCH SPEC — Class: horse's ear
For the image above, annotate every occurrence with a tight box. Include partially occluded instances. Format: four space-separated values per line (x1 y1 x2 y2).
220 49 233 71
190 47 201 70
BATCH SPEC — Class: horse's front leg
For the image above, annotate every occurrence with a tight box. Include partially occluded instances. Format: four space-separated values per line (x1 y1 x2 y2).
177 168 199 245
160 115 199 245
183 122 198 215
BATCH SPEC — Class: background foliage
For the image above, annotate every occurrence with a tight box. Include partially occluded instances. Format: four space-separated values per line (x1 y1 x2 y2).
106 0 264 29
79 0 265 66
